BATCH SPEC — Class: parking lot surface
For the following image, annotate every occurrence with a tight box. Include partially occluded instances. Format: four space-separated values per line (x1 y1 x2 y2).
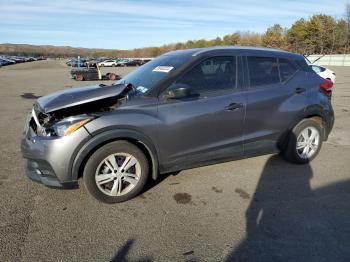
0 60 350 261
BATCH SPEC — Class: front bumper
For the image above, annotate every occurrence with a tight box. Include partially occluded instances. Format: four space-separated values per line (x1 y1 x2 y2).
21 122 91 187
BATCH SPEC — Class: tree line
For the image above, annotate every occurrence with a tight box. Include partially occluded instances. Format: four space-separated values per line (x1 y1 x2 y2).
99 4 350 58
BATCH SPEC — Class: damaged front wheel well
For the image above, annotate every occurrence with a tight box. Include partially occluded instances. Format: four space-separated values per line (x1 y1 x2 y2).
76 137 157 181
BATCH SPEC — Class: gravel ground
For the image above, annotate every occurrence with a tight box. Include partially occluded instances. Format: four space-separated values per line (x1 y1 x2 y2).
0 60 349 262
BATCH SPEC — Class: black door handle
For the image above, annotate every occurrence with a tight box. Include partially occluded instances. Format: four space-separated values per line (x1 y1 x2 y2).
225 102 243 111
295 87 306 94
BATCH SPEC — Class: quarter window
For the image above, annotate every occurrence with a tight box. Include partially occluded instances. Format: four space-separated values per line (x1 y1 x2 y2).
247 56 279 87
177 56 236 95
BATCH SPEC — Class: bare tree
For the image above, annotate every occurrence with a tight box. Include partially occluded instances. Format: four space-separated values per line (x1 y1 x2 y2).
345 3 350 53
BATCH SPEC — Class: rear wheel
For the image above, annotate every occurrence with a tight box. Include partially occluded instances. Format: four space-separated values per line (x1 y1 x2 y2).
76 74 84 81
283 118 323 164
83 141 149 203
108 73 117 80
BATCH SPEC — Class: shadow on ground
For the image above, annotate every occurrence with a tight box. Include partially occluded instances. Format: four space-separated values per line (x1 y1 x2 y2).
20 92 41 99
110 239 153 262
140 171 181 195
227 155 350 262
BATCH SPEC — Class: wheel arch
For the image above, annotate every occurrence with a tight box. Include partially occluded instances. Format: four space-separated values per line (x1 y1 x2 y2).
278 105 330 151
71 129 159 182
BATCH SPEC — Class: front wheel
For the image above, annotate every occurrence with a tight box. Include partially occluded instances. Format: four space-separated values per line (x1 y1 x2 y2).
283 118 323 164
83 141 149 203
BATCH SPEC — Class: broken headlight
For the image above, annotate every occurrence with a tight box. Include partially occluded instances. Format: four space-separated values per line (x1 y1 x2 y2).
48 116 93 137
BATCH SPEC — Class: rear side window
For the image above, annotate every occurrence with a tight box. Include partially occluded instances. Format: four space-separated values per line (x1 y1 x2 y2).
279 58 298 82
177 56 236 95
296 59 313 72
247 57 279 87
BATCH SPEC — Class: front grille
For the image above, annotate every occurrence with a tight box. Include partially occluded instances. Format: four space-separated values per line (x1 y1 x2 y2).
33 103 50 126
30 105 52 136
29 117 38 134
31 104 47 135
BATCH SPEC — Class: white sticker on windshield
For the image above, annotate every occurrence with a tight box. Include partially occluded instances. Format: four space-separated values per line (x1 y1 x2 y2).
152 66 174 73
136 86 148 93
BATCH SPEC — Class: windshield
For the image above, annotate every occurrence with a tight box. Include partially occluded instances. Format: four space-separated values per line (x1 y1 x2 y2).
116 53 193 95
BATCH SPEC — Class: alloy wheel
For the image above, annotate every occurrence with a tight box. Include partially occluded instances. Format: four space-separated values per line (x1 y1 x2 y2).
296 126 320 159
95 153 141 196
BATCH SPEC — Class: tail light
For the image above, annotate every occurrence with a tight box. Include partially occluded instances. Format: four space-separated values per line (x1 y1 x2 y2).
320 79 333 98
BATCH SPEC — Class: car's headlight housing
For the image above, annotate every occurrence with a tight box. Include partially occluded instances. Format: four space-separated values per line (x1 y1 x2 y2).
51 116 92 137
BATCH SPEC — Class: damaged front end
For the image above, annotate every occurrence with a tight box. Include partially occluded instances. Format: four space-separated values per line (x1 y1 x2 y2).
30 107 94 137
21 83 132 187
28 83 129 137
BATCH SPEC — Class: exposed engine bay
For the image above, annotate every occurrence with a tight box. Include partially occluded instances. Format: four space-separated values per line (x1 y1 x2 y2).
29 83 132 137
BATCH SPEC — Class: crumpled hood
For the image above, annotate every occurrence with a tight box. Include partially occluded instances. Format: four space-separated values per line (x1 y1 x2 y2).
36 84 126 113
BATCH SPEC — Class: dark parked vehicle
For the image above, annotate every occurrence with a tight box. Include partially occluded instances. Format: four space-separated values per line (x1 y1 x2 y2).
132 59 143 66
21 47 334 203
66 59 77 66
70 62 121 81
11 57 26 63
124 59 137 66
26 57 37 62
0 58 16 65
71 61 87 67
124 59 143 66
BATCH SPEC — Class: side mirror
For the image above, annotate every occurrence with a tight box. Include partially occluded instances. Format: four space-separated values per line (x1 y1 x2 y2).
166 83 192 99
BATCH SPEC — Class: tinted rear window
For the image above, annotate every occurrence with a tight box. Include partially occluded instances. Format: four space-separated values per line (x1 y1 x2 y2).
279 58 298 82
248 57 279 87
296 59 313 72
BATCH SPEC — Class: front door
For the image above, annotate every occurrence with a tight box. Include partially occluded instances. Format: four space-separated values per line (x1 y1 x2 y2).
156 56 246 172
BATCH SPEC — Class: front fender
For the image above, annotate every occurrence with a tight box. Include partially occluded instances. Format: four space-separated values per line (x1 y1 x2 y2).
71 128 159 181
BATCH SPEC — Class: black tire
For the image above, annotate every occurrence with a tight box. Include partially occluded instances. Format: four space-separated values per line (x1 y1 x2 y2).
283 118 323 164
108 73 116 80
83 141 149 203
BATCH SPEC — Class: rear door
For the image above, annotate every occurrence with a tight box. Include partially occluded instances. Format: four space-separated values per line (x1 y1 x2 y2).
156 56 246 172
243 56 307 156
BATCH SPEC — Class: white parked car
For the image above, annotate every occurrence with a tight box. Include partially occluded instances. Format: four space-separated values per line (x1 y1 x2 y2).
310 64 336 83
98 60 117 67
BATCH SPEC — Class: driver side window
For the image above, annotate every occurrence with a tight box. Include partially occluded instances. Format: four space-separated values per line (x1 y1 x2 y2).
176 56 237 96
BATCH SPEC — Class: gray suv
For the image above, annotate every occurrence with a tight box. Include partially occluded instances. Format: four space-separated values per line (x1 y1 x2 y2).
21 47 334 203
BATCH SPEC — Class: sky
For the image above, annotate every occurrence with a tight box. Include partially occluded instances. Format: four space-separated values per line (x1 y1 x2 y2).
0 0 348 50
